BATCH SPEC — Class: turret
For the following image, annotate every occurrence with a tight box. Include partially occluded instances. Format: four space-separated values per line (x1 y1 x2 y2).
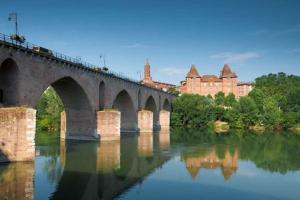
144 58 152 82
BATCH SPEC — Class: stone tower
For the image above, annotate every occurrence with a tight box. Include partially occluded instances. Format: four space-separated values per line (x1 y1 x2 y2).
220 64 238 96
143 59 152 84
186 64 201 94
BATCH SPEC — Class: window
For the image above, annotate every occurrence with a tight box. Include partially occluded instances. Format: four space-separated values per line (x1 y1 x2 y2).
0 89 3 103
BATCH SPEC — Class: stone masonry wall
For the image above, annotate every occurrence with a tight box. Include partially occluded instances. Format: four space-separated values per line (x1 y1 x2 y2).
97 110 121 141
138 110 153 132
0 107 36 162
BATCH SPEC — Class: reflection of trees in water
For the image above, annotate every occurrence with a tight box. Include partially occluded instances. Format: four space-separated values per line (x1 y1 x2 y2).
44 156 64 185
172 128 300 174
238 133 300 174
35 131 63 185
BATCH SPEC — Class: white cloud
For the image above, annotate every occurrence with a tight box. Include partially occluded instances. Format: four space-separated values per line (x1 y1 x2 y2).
159 67 187 75
122 43 149 49
274 26 300 36
249 26 300 37
287 48 300 54
210 52 260 64
248 29 269 36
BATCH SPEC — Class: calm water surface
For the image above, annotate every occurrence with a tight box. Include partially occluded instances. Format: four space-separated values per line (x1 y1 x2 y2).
0 129 300 200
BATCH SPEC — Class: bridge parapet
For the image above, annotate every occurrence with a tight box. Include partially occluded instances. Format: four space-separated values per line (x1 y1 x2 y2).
0 32 175 95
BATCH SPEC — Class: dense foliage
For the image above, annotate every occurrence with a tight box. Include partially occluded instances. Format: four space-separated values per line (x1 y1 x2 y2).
171 73 300 130
36 87 64 132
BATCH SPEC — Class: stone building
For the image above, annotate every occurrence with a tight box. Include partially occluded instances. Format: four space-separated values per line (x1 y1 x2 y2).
142 59 176 91
179 64 252 98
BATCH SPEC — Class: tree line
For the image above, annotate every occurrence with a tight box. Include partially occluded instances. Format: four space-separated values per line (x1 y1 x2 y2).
171 72 300 130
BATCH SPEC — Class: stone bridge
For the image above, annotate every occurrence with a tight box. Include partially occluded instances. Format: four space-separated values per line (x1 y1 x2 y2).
0 34 175 162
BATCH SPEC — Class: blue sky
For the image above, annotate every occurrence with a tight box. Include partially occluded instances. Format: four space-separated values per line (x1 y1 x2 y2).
1 0 300 84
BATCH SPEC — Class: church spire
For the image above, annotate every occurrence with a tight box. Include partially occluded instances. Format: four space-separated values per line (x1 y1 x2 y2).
145 58 150 66
144 58 152 82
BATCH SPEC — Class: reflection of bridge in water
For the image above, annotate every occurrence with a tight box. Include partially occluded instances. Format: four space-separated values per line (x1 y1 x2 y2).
53 131 171 200
0 131 171 200
0 162 34 200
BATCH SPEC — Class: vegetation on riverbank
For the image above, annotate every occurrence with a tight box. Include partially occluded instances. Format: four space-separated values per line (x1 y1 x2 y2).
171 72 300 131
36 87 64 132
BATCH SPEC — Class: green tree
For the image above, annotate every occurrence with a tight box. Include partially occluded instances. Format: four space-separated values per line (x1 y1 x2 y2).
167 86 180 96
238 96 259 128
262 97 283 129
214 92 225 106
225 93 237 107
171 94 216 128
249 88 265 112
36 87 64 131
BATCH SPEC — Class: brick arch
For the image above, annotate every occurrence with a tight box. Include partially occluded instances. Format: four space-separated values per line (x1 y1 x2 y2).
37 76 96 137
99 80 106 110
138 89 141 110
144 95 159 129
0 58 19 106
162 98 171 111
112 89 138 132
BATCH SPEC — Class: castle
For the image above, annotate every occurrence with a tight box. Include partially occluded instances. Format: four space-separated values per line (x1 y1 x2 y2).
179 64 252 98
141 60 252 98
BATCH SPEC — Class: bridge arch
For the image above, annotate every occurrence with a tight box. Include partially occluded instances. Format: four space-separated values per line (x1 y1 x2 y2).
144 95 159 128
138 90 141 110
112 89 137 132
0 58 19 106
38 76 96 137
162 98 171 111
99 81 105 110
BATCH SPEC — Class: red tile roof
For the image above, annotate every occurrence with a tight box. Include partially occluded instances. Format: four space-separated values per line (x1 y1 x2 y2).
201 75 222 82
186 64 200 78
220 64 237 78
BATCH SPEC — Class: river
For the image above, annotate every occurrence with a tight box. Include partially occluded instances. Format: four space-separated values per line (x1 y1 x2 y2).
0 129 300 200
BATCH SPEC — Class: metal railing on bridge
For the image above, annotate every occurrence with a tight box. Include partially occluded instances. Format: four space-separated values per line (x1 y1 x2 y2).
0 32 151 87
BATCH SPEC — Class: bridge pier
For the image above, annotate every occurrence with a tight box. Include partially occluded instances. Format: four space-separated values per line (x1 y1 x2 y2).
138 110 153 133
159 110 170 130
97 110 120 141
0 107 36 162
60 111 66 139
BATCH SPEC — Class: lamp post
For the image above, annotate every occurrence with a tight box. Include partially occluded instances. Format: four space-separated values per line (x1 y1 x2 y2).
100 55 106 68
8 13 18 36
8 12 25 44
